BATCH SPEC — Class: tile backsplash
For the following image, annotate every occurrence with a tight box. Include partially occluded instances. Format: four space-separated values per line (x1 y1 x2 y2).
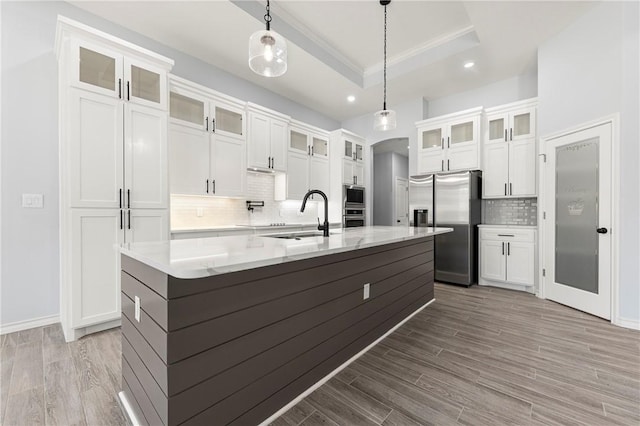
482 198 537 226
170 173 320 229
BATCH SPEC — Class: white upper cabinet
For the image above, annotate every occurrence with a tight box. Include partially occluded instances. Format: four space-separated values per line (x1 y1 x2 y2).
247 103 289 172
168 77 246 197
416 107 482 174
344 139 364 162
71 39 167 110
482 98 537 198
277 122 330 201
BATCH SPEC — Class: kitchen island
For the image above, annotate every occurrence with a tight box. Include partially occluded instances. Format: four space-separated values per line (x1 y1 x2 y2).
118 226 451 426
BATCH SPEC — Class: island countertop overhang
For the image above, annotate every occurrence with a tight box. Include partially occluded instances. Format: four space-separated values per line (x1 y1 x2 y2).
120 226 452 279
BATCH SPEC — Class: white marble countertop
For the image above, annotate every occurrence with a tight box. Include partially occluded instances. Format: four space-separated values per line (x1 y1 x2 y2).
478 224 538 229
121 226 452 279
170 223 342 233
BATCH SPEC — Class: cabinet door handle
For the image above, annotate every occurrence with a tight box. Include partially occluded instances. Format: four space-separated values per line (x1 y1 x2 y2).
311 146 314 156
126 81 130 101
120 210 123 230
502 242 504 255
497 234 515 237
206 117 209 131
308 146 310 155
441 138 444 150
442 160 444 171
504 183 507 196
206 179 209 193
510 183 513 195
447 136 450 148
127 210 131 230
211 118 216 133
447 159 450 170
212 179 216 194
507 242 510 256
118 79 122 99
504 129 507 142
119 188 122 208
127 189 130 208
510 128 513 141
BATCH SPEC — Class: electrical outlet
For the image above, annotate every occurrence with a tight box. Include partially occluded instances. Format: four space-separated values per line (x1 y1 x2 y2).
363 283 370 300
22 194 44 208
134 296 141 322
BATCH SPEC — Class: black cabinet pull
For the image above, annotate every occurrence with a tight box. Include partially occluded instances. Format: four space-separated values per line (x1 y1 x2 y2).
119 188 122 208
311 146 314 156
510 128 513 141
127 210 131 230
206 117 208 131
447 136 450 148
120 210 123 230
447 159 450 170
206 179 209 193
502 242 504 255
507 242 510 256
498 234 515 237
211 118 216 132
212 180 216 194
308 146 310 155
127 189 130 208
504 129 507 141
126 81 130 101
441 138 444 150
118 79 122 99
596 227 608 234
442 160 444 171
504 183 507 196
510 183 513 195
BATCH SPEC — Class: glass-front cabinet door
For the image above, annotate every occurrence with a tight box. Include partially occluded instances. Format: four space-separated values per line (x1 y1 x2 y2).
289 129 308 153
169 90 206 130
312 136 329 158
213 103 244 139
420 127 443 151
510 107 536 141
486 113 509 144
448 117 477 147
72 40 123 98
344 140 354 160
124 57 166 109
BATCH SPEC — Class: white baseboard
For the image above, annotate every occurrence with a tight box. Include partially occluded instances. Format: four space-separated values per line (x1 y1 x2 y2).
258 298 436 426
614 316 640 330
0 314 59 335
479 278 534 294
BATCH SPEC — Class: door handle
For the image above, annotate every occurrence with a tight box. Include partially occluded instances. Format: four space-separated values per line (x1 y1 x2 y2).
206 179 209 193
447 159 450 170
510 128 513 141
118 79 122 99
504 129 507 142
502 242 504 255
212 179 216 194
442 160 444 171
447 136 450 148
441 138 444 150
308 146 310 155
127 189 130 208
206 117 209 131
510 183 513 195
504 183 507 196
119 188 122 208
211 118 215 132
311 146 314 156
596 227 608 234
126 81 130 101
507 242 510 256
120 210 123 230
127 210 131 230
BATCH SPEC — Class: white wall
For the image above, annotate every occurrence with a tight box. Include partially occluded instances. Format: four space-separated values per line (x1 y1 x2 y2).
427 67 538 118
0 1 338 327
538 1 640 325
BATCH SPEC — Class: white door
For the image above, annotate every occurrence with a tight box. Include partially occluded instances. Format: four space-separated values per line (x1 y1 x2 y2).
68 89 124 208
482 143 509 198
287 152 310 200
310 157 330 197
125 209 169 243
270 118 288 171
248 113 270 169
211 134 246 197
544 123 612 319
71 209 122 327
354 163 365 187
509 139 536 197
417 150 445 174
342 160 354 185
506 241 535 285
124 103 168 209
480 240 506 281
395 178 409 226
168 124 209 195
447 144 478 171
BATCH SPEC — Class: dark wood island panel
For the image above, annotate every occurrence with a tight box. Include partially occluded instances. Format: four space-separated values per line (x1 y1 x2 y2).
120 236 435 426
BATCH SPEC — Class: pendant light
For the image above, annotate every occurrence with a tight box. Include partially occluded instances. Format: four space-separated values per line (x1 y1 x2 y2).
249 0 287 77
373 0 396 131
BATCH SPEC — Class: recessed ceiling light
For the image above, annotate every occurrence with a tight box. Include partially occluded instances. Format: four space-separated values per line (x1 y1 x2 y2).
347 95 356 103
464 61 475 69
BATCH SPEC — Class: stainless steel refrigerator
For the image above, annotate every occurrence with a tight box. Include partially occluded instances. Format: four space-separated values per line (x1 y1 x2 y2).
409 170 481 286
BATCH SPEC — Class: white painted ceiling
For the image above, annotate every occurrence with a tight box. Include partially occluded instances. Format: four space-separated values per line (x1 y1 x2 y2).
69 0 596 122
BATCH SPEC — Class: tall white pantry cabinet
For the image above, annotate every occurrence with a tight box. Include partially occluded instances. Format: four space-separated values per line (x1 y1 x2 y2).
56 17 174 341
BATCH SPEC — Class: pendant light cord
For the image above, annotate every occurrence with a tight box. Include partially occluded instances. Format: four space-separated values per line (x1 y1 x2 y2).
264 0 272 31
383 4 388 110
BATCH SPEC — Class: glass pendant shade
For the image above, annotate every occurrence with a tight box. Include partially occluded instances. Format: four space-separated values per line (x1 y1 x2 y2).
249 29 287 77
374 109 397 131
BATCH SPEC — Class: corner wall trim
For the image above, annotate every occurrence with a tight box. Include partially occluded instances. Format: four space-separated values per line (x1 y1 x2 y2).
258 298 436 426
0 314 59 335
614 317 640 331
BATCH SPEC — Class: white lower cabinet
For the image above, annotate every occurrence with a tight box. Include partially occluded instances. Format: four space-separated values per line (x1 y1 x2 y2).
479 226 536 293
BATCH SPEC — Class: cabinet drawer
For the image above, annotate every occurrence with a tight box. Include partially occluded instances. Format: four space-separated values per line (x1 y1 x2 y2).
479 228 535 242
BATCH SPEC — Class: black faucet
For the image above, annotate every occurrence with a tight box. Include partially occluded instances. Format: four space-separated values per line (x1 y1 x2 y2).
301 190 330 237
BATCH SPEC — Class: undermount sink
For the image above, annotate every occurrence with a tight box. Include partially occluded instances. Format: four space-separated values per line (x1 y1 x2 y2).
262 231 336 240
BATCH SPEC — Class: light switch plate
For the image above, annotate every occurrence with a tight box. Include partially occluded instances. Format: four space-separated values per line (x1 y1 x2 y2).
22 194 44 208
134 296 141 322
363 283 370 300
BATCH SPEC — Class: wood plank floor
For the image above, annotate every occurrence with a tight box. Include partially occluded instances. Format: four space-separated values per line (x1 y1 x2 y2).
2 283 639 425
